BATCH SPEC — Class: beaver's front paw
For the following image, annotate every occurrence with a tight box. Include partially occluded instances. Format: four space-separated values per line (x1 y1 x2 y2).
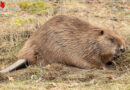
103 61 116 70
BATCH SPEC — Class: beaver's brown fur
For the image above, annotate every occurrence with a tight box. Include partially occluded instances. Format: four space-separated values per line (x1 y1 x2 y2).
17 15 126 70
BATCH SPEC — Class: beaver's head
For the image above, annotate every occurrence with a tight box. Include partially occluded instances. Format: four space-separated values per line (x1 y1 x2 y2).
96 29 126 60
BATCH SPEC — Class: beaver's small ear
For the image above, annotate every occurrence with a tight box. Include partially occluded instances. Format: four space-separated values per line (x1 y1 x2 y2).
100 30 104 35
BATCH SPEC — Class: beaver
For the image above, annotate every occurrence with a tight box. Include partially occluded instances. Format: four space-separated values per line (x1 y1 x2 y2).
0 15 126 73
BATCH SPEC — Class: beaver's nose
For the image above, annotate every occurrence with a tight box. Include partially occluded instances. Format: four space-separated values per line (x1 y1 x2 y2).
120 48 125 53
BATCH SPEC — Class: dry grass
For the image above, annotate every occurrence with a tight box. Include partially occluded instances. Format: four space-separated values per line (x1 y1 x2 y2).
0 0 130 89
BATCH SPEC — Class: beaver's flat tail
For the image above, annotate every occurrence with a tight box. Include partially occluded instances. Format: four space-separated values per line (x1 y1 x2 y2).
0 59 29 73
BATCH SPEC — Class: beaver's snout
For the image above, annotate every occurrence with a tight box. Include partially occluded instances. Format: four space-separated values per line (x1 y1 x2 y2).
120 48 125 53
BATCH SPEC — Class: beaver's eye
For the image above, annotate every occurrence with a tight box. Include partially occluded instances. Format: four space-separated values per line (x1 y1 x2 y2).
100 30 104 35
109 38 114 43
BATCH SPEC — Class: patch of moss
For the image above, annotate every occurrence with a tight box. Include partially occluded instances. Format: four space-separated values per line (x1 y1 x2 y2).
18 1 32 10
12 18 34 25
18 1 51 15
